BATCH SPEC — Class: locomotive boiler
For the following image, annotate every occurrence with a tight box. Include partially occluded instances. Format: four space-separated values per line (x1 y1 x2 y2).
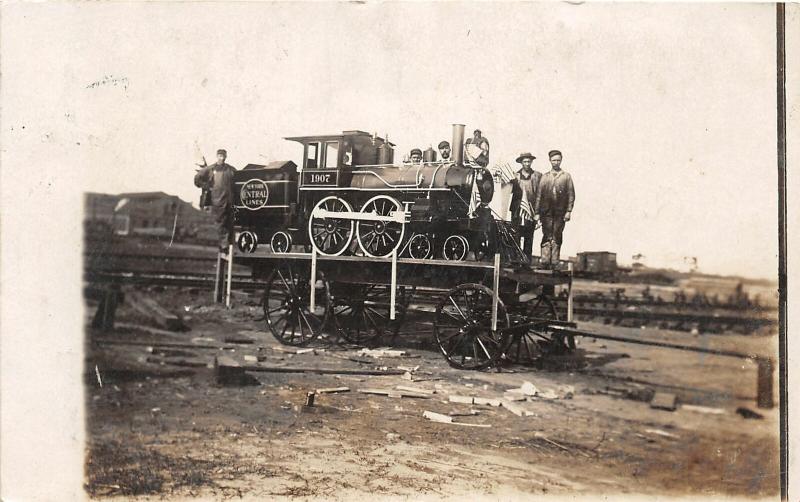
231 124 497 261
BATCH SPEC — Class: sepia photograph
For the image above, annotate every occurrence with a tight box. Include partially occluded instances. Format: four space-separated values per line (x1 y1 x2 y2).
0 1 796 501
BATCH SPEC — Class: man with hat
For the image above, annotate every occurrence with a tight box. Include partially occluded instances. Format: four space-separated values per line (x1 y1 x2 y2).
194 149 237 252
437 141 451 162
534 150 575 268
464 129 490 167
409 148 423 164
509 152 542 262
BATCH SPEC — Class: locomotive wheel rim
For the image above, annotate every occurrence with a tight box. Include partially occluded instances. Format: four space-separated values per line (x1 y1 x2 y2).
443 234 469 261
356 195 405 258
308 196 354 256
408 234 432 259
433 283 509 370
270 231 292 254
331 283 405 346
263 266 328 346
237 231 258 253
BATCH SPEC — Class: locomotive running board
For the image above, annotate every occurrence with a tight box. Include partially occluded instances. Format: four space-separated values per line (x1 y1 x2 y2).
312 208 410 224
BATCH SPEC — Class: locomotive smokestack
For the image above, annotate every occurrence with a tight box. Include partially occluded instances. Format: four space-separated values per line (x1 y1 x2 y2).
452 124 465 167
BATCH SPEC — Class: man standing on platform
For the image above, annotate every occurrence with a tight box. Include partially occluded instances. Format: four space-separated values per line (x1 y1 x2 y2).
534 150 575 268
509 152 542 262
194 149 237 252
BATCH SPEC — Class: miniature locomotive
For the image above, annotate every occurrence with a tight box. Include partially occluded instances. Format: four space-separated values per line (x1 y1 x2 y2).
232 124 499 261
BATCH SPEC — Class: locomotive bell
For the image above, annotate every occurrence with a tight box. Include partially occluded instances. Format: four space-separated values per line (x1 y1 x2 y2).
423 146 437 163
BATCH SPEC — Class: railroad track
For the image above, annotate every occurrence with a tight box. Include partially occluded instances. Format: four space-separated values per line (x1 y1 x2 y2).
84 253 776 335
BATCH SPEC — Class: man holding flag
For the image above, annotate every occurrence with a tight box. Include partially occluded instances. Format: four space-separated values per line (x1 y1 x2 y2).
509 152 542 262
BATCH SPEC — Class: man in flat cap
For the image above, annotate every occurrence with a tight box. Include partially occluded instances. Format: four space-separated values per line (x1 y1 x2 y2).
437 141 451 162
464 129 490 167
409 148 423 164
194 149 237 252
509 152 542 262
534 150 575 268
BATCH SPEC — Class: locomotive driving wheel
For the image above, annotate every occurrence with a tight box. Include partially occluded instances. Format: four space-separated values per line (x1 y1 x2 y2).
504 294 563 364
442 234 469 261
407 233 432 259
356 195 405 258
434 284 509 370
330 283 406 346
263 264 329 346
309 196 354 256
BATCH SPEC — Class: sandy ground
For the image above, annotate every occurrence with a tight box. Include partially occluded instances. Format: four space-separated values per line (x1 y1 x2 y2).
84 287 780 501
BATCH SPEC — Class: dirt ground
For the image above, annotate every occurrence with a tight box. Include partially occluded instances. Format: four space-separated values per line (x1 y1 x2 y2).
84 287 780 500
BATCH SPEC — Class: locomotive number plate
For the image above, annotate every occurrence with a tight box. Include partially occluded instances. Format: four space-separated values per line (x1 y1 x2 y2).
302 170 339 187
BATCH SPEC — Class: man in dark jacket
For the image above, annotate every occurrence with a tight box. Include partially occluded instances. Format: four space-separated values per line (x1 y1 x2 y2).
194 149 237 251
509 152 542 262
534 150 575 268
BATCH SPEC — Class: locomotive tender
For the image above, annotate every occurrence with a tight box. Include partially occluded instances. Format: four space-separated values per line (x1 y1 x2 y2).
232 124 497 261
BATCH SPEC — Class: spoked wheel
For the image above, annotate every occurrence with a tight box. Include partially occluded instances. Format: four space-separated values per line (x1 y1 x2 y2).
309 196 354 256
434 283 509 370
330 283 405 346
237 231 258 253
442 235 469 261
356 195 405 257
270 231 292 253
505 295 568 363
263 265 329 346
407 233 432 259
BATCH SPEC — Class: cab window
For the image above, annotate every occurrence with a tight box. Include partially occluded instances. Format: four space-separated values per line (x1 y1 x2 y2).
305 142 320 169
324 141 339 168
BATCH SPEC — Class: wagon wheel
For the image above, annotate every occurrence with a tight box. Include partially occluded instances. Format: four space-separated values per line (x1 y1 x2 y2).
505 294 563 363
442 235 469 261
407 233 432 259
237 231 258 253
263 264 329 346
434 283 509 370
309 196 354 256
356 195 405 258
330 283 406 346
270 231 292 253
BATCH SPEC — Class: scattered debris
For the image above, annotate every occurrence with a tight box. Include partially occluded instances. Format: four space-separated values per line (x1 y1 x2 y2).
645 428 679 439
503 393 526 402
423 411 452 423
423 411 491 428
449 395 474 404
520 382 538 396
473 397 502 407
396 385 435 395
305 392 316 407
650 392 678 411
316 387 350 394
682 404 726 415
502 400 535 417
736 407 764 420
95 365 103 388
449 410 480 417
358 388 431 399
224 335 255 344
397 365 420 373
534 432 570 452
214 357 405 377
127 293 187 331
358 348 407 358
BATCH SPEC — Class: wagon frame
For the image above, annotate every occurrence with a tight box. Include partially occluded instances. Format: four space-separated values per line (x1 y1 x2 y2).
218 247 576 370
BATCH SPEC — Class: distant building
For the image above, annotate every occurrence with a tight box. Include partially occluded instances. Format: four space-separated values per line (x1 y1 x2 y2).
84 192 216 242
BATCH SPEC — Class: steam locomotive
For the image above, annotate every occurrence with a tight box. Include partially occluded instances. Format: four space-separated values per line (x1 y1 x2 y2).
231 124 499 261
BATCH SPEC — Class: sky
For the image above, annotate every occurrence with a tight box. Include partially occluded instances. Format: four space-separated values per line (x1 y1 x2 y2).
1 2 786 278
